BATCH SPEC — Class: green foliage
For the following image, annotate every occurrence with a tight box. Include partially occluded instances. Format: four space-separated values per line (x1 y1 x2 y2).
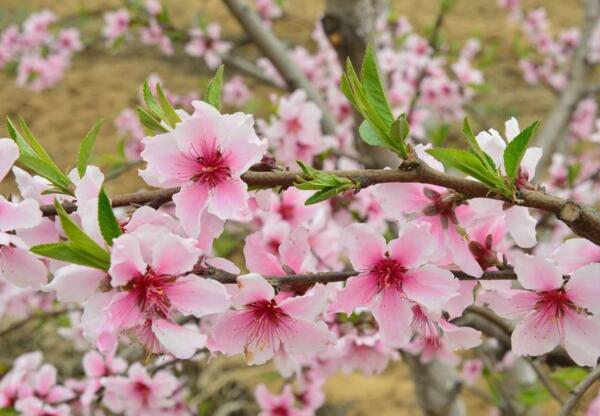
567 163 582 187
204 65 224 110
295 161 358 205
503 121 539 182
6 118 74 195
77 119 104 177
340 45 409 157
98 187 122 246
137 80 181 131
551 367 589 389
31 200 111 271
518 384 551 407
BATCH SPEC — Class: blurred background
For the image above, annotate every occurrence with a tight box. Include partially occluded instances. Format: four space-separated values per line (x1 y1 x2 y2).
0 0 584 414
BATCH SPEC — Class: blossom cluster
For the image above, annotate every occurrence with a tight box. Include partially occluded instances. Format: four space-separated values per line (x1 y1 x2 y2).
0 10 82 91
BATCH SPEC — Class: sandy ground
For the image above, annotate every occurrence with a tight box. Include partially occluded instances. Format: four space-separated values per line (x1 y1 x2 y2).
0 0 585 414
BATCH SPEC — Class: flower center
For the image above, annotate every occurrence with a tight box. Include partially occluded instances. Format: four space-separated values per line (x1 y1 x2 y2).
277 202 295 221
271 406 290 416
133 381 152 405
126 266 174 319
190 145 231 188
286 117 302 134
372 256 406 290
536 289 574 320
248 299 286 323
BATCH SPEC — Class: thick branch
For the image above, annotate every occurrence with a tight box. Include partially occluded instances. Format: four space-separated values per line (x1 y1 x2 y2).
221 0 337 134
559 365 600 416
40 161 600 246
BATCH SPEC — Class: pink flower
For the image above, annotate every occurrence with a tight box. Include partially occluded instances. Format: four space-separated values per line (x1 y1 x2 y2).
255 384 308 416
335 223 459 347
486 255 600 366
0 138 19 183
102 363 177 415
209 274 333 365
223 75 251 107
184 24 232 69
102 9 130 43
554 238 600 273
105 230 230 358
461 358 484 385
140 101 267 237
337 333 398 375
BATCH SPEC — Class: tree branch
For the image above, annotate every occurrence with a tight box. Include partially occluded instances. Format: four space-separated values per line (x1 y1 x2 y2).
559 365 600 416
39 160 600 246
221 0 337 134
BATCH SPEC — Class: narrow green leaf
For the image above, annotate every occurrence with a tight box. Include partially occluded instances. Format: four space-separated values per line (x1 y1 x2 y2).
19 118 62 172
462 118 497 171
136 106 168 133
305 188 342 205
204 65 224 110
503 121 540 182
359 120 389 148
31 242 109 270
6 117 36 159
143 80 164 119
18 155 73 194
360 44 394 125
53 200 111 265
155 84 181 127
98 187 122 246
77 119 104 177
389 114 409 157
427 148 507 191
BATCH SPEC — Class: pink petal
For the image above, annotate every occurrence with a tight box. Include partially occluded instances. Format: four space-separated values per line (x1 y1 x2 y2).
342 223 386 270
0 139 19 183
234 273 274 307
278 227 310 273
447 224 483 277
521 147 542 180
140 131 197 187
166 275 230 317
505 206 537 248
208 178 249 221
0 197 41 231
279 319 334 358
334 273 379 314
218 113 267 173
173 106 220 154
208 310 255 356
513 255 563 291
0 246 47 288
279 285 328 320
255 384 279 409
371 289 413 348
439 320 482 349
35 365 57 396
481 289 539 320
566 263 600 314
105 291 142 329
511 311 560 357
244 232 284 275
475 129 505 167
554 238 600 274
151 319 207 359
173 181 210 239
388 222 434 269
151 233 200 276
46 265 106 303
445 280 477 319
82 351 106 378
371 183 432 216
403 265 459 311
563 311 600 367
109 234 146 287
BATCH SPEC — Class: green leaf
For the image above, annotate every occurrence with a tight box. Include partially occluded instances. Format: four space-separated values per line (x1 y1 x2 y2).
503 121 540 182
518 384 551 407
551 367 588 385
155 84 181 127
305 188 342 205
204 65 224 110
0 407 19 416
294 161 357 204
462 118 497 171
143 80 164 119
358 120 388 148
567 163 582 187
77 119 104 177
98 187 122 246
6 117 36 159
136 106 168 133
389 114 409 157
53 200 111 267
31 242 109 270
360 44 393 125
427 148 507 192
18 155 73 194
430 123 450 147
19 118 63 172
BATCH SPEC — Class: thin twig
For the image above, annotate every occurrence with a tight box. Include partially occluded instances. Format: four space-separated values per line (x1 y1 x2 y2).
529 359 565 405
0 307 79 338
559 365 600 416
